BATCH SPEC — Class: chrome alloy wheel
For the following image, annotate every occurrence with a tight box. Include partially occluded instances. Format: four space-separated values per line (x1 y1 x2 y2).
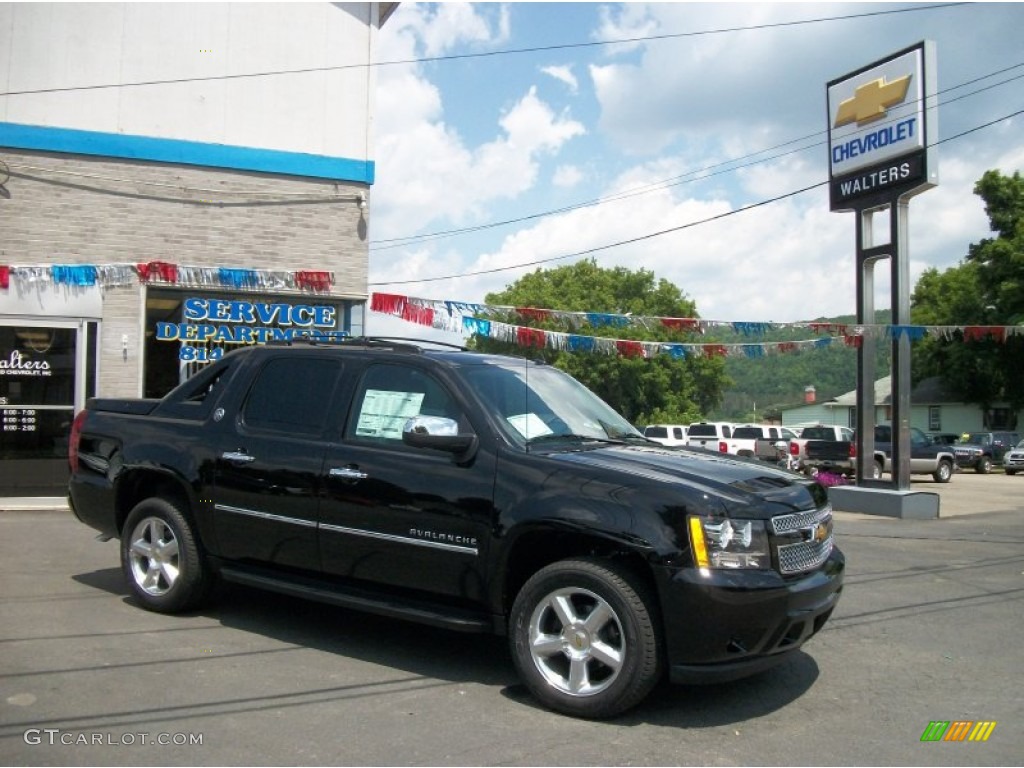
127 516 181 596
527 586 625 697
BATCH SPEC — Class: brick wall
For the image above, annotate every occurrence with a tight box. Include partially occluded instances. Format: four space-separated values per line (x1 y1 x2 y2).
1 149 370 397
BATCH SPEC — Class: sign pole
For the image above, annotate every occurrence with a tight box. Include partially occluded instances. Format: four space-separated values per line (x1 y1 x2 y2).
827 41 938 515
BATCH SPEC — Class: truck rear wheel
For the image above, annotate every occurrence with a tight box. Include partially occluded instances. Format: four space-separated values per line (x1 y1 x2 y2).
932 459 953 483
509 558 662 719
121 497 211 613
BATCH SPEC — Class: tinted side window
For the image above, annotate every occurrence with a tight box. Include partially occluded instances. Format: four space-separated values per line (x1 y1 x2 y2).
673 428 683 439
242 357 341 435
346 364 465 443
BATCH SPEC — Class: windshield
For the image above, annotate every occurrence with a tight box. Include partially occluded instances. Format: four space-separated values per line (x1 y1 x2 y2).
460 360 643 445
966 433 992 445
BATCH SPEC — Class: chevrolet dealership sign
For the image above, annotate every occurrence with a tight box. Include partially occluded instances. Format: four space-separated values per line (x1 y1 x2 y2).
827 42 937 210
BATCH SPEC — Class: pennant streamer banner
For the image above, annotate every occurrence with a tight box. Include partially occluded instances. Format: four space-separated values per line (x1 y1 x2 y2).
0 262 334 293
370 292 1024 360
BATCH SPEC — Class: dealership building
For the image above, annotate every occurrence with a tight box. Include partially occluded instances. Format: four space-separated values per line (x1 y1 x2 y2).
0 2 395 494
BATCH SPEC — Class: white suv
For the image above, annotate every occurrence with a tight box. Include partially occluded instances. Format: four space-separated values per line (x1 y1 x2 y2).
643 424 689 446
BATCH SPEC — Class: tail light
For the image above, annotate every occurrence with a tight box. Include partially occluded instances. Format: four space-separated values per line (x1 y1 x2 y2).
69 409 88 472
718 441 728 453
789 442 799 456
848 442 858 458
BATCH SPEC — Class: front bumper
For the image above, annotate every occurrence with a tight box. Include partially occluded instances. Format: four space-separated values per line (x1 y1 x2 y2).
654 547 845 684
953 452 982 468
1004 455 1024 471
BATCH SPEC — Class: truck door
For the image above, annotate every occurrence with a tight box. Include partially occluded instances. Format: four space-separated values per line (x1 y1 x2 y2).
318 361 495 604
211 355 341 571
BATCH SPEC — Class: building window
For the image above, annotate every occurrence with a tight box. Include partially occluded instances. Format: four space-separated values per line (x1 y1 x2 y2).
143 288 353 398
929 406 941 431
985 408 1017 430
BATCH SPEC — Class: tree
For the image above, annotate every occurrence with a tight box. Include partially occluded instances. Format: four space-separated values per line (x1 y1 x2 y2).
469 260 729 425
911 169 1024 412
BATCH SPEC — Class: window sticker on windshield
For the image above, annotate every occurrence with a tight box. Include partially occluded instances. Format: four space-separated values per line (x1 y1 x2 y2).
506 413 554 439
356 389 425 439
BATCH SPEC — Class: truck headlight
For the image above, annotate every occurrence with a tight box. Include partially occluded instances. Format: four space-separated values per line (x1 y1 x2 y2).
688 516 770 570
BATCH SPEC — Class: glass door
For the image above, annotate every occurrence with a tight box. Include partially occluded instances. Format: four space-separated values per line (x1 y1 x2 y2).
0 321 97 496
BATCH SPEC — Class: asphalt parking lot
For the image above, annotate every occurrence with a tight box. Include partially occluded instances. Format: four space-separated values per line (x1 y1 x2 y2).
1 474 1021 766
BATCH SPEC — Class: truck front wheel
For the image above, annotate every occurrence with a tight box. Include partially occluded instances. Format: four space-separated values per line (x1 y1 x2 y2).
977 456 992 474
509 558 662 719
121 497 211 613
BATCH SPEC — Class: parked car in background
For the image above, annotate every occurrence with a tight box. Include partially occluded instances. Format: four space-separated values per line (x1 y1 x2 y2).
953 431 1021 474
788 425 854 472
801 425 857 477
685 421 737 453
731 424 798 460
643 424 688 447
1003 439 1024 476
874 425 956 483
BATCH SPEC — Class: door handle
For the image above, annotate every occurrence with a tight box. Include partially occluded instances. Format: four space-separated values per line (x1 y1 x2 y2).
330 466 368 480
222 451 256 463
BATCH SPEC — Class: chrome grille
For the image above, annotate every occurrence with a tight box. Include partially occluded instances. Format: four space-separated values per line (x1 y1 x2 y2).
778 535 834 575
771 506 834 575
771 505 832 534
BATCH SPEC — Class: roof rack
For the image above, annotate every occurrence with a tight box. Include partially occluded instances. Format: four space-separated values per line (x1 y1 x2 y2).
265 336 469 353
347 336 470 352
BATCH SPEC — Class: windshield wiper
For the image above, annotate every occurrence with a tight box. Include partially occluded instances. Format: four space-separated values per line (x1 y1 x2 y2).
526 433 624 447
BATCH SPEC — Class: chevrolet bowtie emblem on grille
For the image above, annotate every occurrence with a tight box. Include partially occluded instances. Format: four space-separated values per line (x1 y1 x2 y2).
805 522 829 545
834 75 912 128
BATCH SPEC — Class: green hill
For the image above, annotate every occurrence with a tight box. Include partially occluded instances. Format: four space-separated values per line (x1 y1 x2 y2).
705 312 892 422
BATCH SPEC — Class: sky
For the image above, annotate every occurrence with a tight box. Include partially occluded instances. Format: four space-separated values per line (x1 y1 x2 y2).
365 1 1024 341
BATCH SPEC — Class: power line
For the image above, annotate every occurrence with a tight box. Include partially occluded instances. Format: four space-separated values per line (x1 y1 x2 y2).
368 107 1024 287
369 64 1024 250
0 3 966 98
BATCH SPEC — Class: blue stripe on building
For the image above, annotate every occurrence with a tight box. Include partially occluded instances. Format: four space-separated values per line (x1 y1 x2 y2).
0 122 374 184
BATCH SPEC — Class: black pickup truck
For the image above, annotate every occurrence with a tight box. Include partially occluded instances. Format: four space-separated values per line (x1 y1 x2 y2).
68 340 843 719
801 425 857 477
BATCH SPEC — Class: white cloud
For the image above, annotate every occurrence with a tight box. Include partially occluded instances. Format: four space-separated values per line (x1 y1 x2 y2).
373 9 585 237
392 2 510 58
552 164 584 188
540 64 579 94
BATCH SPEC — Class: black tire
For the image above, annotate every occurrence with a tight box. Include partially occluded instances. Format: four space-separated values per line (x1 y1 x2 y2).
509 558 662 719
1006 469 1017 476
932 459 953 483
977 456 992 474
120 497 211 613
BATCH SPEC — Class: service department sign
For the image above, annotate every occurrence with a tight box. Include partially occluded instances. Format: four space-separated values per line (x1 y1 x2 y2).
827 41 938 211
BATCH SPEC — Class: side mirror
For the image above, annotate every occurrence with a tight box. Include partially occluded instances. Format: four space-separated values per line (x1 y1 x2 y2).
402 416 477 461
